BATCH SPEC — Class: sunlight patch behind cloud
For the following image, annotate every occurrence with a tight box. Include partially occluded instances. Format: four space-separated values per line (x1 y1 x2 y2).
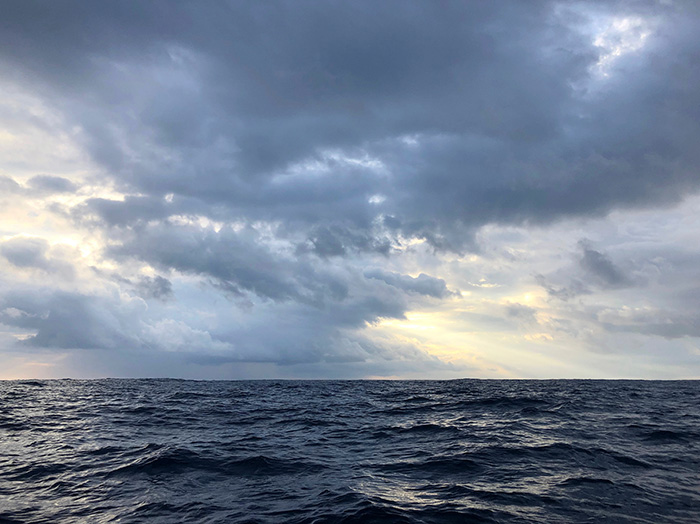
592 16 654 77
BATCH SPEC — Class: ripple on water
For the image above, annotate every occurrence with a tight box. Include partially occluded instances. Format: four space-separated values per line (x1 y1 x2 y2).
0 379 698 523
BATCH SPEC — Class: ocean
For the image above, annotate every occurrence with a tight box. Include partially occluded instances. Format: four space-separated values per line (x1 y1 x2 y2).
0 379 698 523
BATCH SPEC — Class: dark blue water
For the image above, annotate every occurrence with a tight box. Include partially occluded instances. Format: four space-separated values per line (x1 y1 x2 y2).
1 379 698 523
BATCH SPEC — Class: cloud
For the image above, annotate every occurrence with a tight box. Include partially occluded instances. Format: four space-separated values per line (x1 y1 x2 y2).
0 237 50 268
0 273 445 372
107 223 323 303
598 307 700 339
0 176 21 193
3 1 700 249
535 273 591 301
27 174 77 194
364 269 456 299
1 1 700 378
302 224 394 257
103 221 426 325
0 289 145 350
578 240 632 289
136 275 173 301
505 303 538 323
81 196 172 227
0 236 75 278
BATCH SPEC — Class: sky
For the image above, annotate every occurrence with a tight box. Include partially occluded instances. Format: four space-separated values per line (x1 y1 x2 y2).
1 0 700 379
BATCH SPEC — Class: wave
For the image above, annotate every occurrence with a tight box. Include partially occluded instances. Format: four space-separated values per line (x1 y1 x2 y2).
559 476 616 487
378 456 482 476
109 448 325 478
0 379 697 524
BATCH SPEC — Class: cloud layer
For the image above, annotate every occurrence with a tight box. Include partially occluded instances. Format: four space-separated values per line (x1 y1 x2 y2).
1 1 700 378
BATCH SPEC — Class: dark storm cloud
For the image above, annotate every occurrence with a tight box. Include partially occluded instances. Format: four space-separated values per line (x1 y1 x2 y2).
0 237 50 269
364 269 456 299
0 221 438 365
97 220 458 365
108 223 318 303
535 273 591 301
27 175 77 194
3 0 700 375
597 306 700 339
578 241 632 289
0 175 76 199
536 240 635 300
136 275 173 301
105 222 413 322
83 196 172 227
506 303 538 323
531 237 700 352
0 270 436 367
3 0 700 251
0 236 74 277
105 221 451 350
0 176 21 193
0 290 141 350
301 224 395 258
87 267 174 301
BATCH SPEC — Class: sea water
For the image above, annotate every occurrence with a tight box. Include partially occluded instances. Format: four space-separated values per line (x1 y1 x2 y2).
1 379 698 523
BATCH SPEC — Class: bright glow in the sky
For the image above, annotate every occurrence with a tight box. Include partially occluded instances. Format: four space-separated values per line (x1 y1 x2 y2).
593 16 654 76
